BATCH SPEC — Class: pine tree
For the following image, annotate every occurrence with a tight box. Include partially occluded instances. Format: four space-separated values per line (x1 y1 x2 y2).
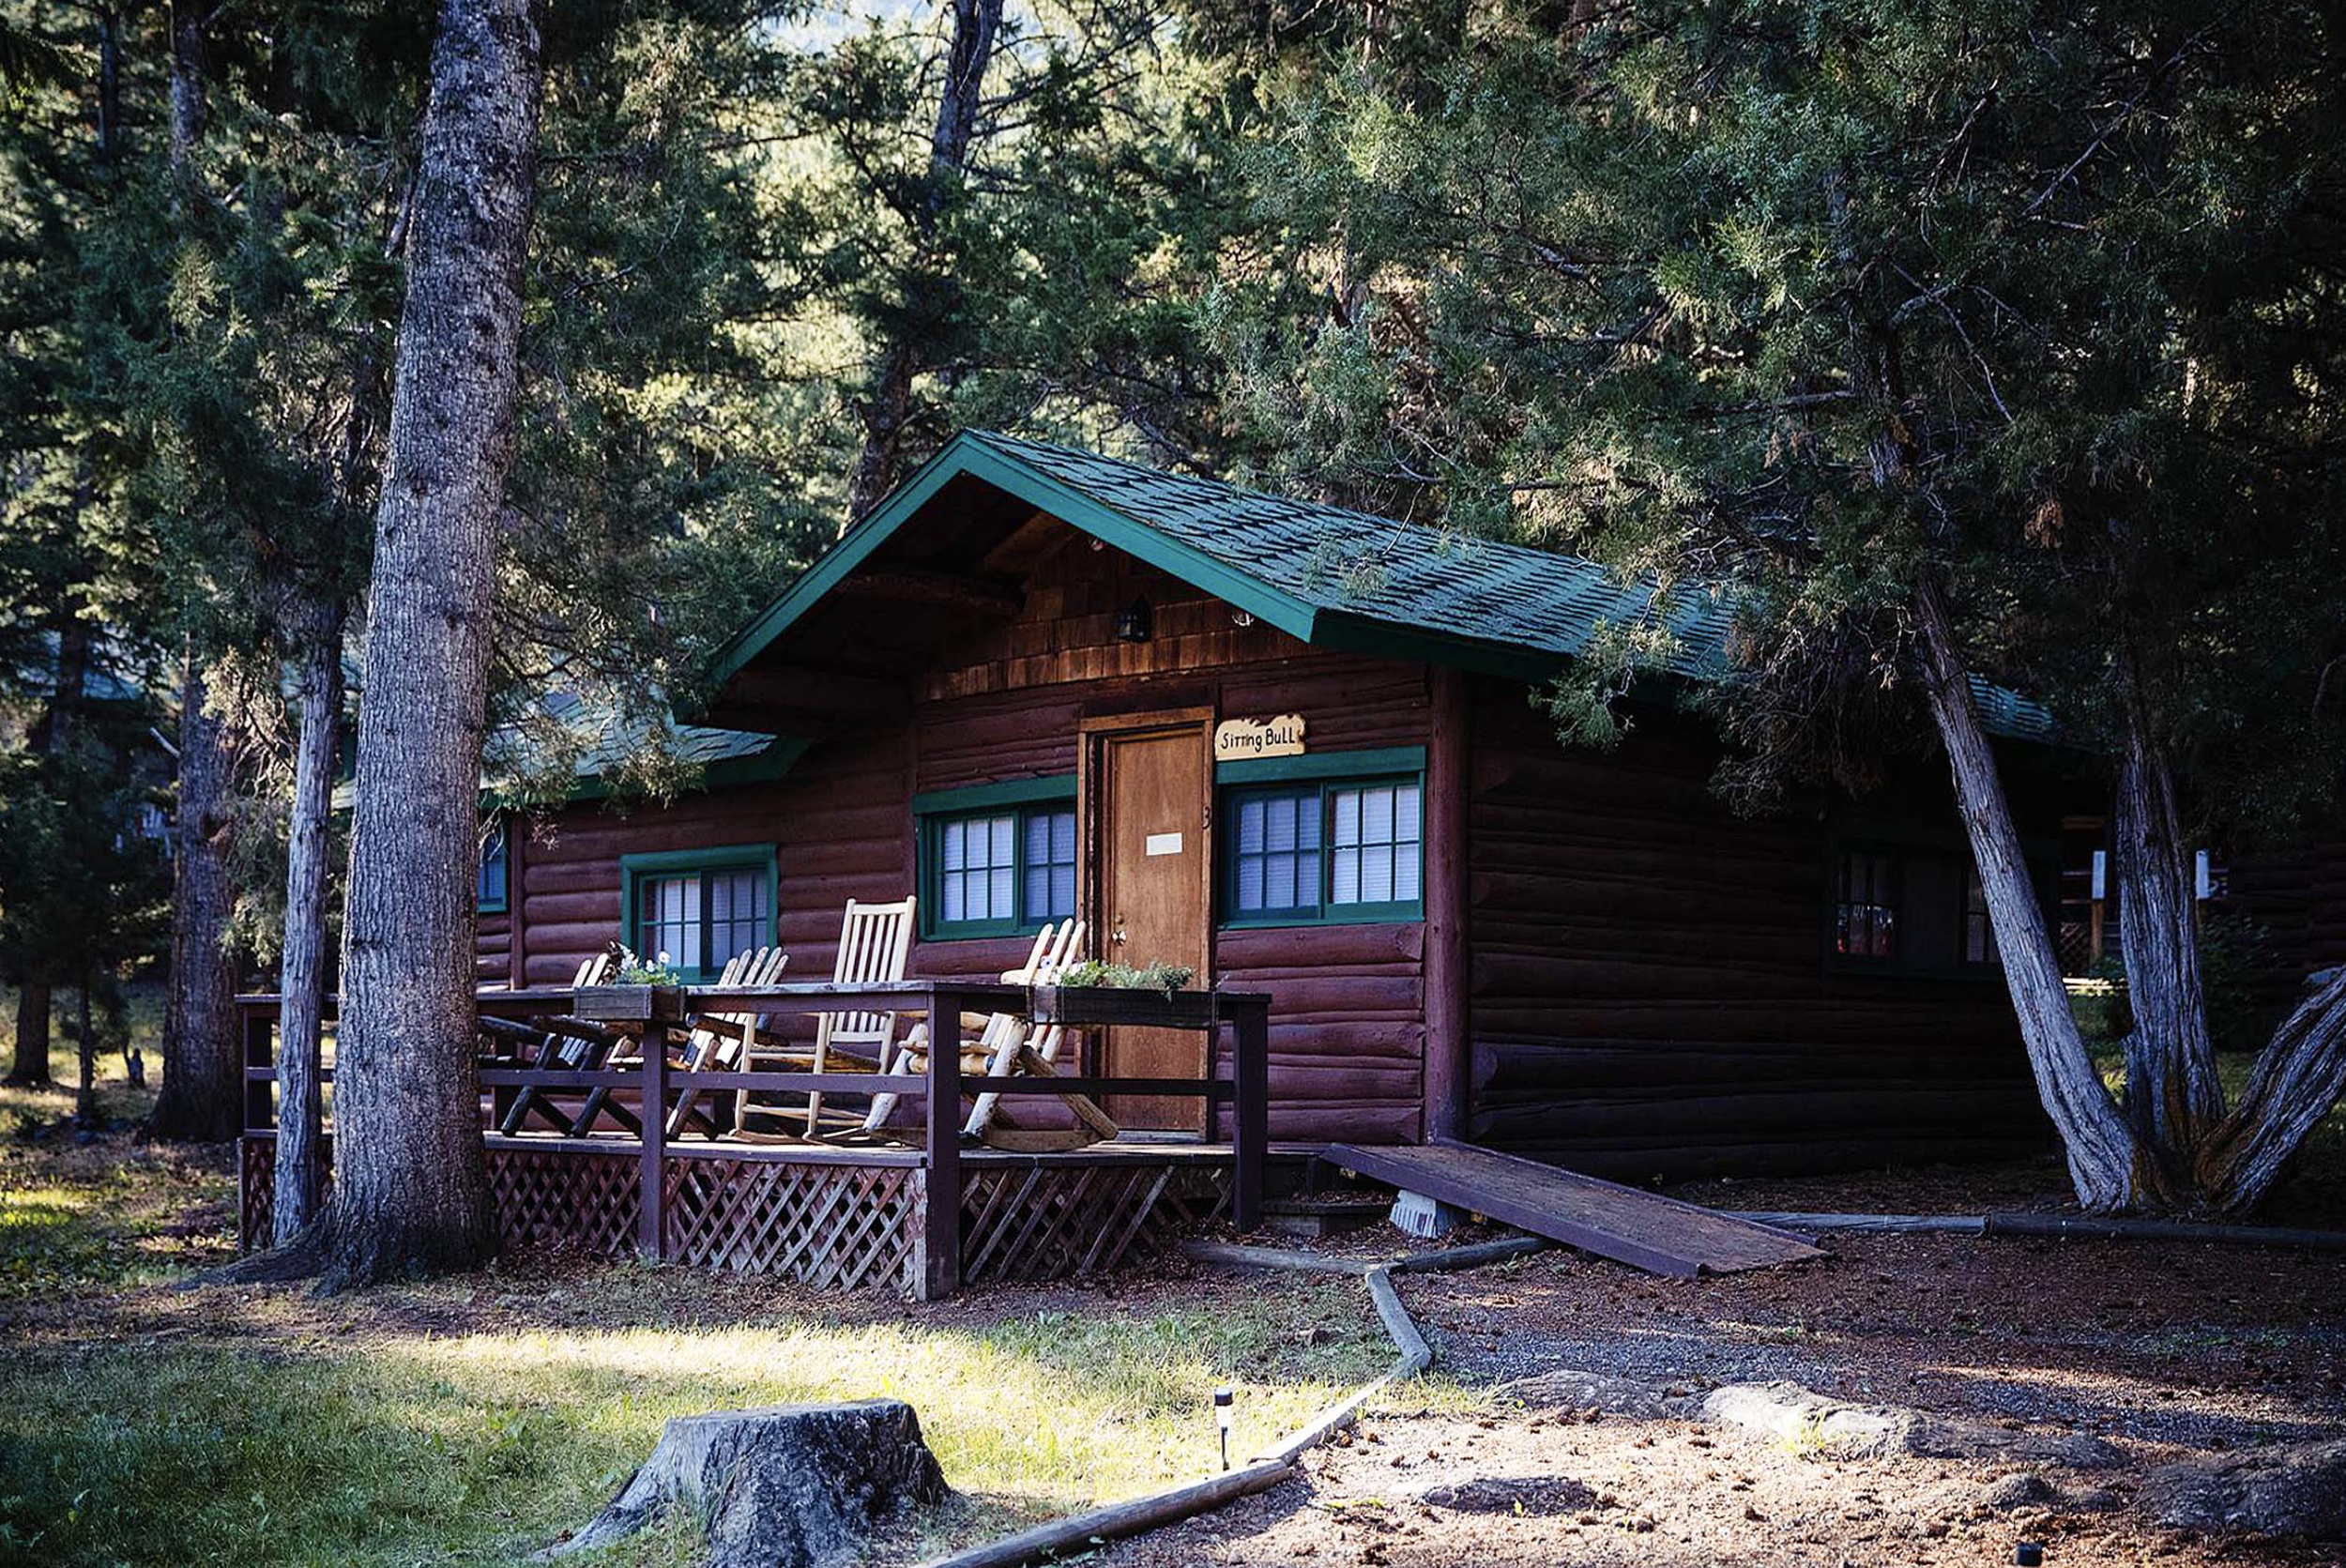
1217 0 2346 1212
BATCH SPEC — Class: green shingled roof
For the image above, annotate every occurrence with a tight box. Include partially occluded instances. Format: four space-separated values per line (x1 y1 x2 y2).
710 430 2057 743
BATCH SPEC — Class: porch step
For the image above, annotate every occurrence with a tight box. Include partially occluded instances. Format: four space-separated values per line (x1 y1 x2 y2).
1321 1138 1824 1279
1259 1195 1389 1241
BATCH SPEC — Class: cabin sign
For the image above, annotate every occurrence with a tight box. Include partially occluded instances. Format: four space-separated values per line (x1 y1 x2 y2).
1214 714 1307 762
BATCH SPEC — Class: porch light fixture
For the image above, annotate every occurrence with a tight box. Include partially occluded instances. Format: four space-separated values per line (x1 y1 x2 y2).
1116 598 1152 642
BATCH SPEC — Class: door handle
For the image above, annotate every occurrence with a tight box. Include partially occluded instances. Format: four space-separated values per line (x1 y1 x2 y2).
1111 917 1129 946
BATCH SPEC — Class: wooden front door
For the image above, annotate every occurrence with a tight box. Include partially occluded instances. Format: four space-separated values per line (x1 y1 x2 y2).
1084 711 1213 1132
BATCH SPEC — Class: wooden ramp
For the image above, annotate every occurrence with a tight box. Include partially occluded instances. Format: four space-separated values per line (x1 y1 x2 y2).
1323 1138 1823 1279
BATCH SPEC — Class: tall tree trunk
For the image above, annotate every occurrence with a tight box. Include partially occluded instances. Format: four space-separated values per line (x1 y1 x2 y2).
844 0 1002 522
74 980 97 1123
151 655 244 1140
8 985 51 1087
166 0 204 161
1912 579 2152 1211
297 0 541 1289
2198 968 2346 1213
8 611 90 1088
272 595 343 1243
2110 690 2221 1159
148 0 244 1143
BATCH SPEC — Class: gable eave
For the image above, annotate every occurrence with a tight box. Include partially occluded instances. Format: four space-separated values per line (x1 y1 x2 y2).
706 434 1326 693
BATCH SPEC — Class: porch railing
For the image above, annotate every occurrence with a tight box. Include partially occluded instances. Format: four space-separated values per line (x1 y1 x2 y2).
237 980 1270 1298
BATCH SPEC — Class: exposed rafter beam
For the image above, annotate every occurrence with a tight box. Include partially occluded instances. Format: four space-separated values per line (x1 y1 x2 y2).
834 566 1023 615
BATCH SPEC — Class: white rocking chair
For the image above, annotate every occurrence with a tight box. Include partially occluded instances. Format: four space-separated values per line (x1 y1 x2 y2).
736 896 916 1139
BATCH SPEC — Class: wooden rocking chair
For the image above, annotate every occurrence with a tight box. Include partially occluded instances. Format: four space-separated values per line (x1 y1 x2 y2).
734 896 916 1140
490 951 619 1136
866 918 1118 1150
661 945 788 1137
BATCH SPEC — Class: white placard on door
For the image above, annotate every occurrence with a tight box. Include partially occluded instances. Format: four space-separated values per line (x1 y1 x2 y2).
1144 831 1184 857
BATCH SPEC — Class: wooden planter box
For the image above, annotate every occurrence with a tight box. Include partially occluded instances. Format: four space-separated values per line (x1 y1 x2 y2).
573 983 682 1022
1028 984 1221 1029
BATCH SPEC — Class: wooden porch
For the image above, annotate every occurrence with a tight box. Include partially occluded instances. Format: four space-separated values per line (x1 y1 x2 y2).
236 981 1270 1300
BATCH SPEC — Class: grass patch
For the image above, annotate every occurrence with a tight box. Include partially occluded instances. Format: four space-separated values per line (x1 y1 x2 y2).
0 982 162 1132
0 1273 1384 1566
0 1145 235 1298
0 1075 1395 1568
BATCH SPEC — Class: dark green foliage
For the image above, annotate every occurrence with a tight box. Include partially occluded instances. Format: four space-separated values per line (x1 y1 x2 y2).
762 0 1255 495
1212 0 2346 847
0 738 172 1116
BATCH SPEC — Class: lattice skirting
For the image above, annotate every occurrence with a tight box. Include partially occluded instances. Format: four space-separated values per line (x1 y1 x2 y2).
238 1136 278 1244
241 1137 638 1259
961 1163 1230 1286
240 1139 1225 1294
494 1148 640 1256
666 1158 921 1289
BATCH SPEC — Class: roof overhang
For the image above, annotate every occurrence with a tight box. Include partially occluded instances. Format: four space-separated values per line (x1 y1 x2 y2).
708 433 1328 690
704 431 2067 752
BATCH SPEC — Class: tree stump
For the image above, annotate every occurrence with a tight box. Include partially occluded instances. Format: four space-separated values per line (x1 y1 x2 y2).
548 1400 951 1568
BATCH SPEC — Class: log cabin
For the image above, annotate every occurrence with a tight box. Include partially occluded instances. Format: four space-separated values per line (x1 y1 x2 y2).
475 431 2076 1182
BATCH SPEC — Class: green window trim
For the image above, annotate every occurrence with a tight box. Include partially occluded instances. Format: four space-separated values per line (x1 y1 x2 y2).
1214 744 1426 787
910 774 1079 816
1218 756 1426 930
618 843 779 982
915 775 1079 941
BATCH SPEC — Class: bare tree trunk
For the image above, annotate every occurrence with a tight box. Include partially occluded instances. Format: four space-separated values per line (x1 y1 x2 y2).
149 0 245 1144
2110 688 2221 1159
151 655 245 1140
272 595 343 1243
1912 579 2151 1211
8 985 50 1086
166 0 204 161
2199 969 2346 1212
291 0 541 1289
8 610 90 1088
74 980 97 1123
844 0 1002 522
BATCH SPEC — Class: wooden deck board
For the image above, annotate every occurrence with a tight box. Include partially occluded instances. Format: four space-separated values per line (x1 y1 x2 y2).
1324 1137 1823 1278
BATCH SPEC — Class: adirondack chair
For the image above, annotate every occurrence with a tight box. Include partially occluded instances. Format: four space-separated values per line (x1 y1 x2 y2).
864 918 1117 1150
660 945 788 1137
734 896 916 1140
493 951 617 1136
859 921 1062 1135
962 920 1117 1149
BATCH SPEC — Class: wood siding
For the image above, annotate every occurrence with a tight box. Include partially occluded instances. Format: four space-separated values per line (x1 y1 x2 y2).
489 538 1431 1145
1464 677 2049 1180
2221 839 2346 1007
480 521 2062 1175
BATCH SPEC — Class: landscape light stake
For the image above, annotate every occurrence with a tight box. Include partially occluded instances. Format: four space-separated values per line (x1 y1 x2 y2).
1214 1386 1234 1471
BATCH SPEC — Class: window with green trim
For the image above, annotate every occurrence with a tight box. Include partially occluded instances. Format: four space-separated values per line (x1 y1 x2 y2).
1223 776 1422 925
919 784 1078 939
619 845 775 979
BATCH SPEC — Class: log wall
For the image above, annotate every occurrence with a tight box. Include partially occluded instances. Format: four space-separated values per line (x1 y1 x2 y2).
490 540 1431 1144
1463 677 2051 1180
480 521 2064 1173
2219 838 2346 1008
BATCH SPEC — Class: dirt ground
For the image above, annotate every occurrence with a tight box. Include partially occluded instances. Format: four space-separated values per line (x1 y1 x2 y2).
12 1112 2345 1566
1100 1170 2346 1568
